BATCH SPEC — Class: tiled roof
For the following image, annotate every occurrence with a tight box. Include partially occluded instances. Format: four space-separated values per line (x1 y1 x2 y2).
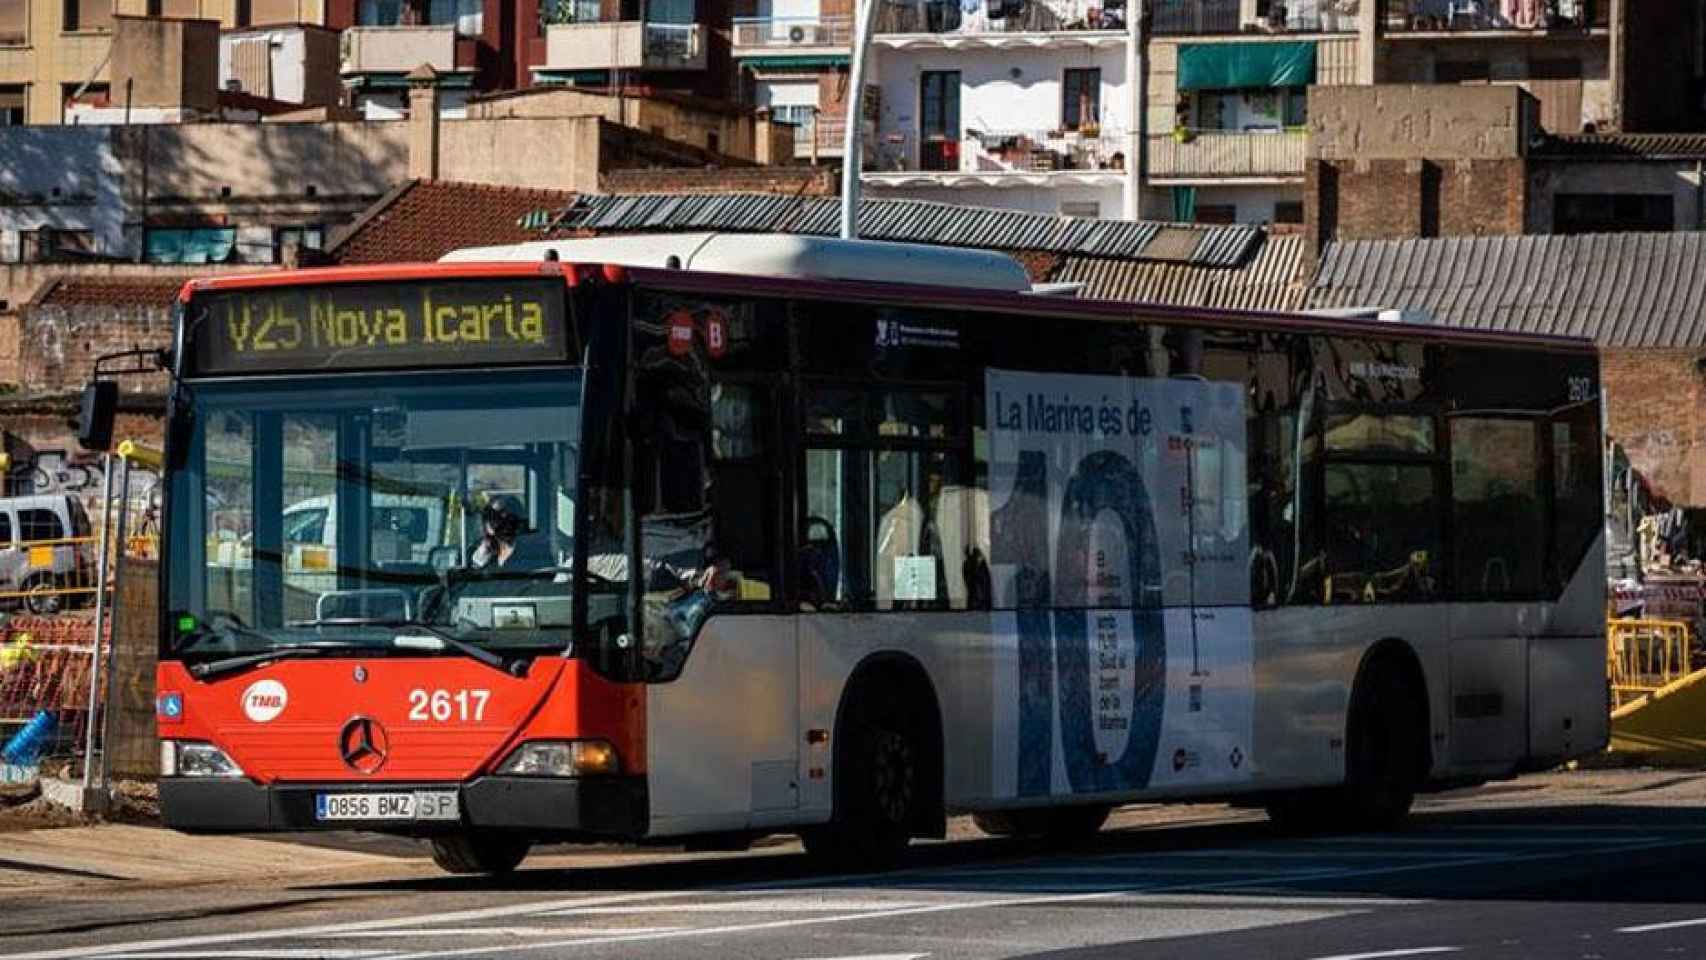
1536 133 1706 160
327 180 583 265
31 276 190 309
1055 234 1311 311
1308 232 1706 347
551 194 1264 265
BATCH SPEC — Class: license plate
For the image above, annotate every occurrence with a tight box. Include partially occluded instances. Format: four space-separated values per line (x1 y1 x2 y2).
315 791 460 822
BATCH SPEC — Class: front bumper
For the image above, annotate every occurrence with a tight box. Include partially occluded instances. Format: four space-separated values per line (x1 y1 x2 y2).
160 775 647 838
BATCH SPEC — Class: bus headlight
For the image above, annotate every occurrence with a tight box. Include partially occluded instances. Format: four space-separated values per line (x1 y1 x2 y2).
496 740 619 777
161 740 245 778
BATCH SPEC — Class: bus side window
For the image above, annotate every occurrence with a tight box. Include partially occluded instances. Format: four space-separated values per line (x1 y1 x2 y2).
708 381 778 604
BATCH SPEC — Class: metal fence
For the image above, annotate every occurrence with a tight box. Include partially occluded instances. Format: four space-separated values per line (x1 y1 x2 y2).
0 445 161 798
1608 618 1695 709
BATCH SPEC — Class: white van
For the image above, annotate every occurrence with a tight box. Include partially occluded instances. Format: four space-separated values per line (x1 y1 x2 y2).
0 494 97 614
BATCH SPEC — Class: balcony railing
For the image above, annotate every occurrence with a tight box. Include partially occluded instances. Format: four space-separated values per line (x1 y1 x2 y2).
340 24 457 75
1150 0 1359 34
873 0 1125 35
1380 0 1604 33
542 21 706 72
733 15 852 51
1148 129 1307 178
873 127 1125 174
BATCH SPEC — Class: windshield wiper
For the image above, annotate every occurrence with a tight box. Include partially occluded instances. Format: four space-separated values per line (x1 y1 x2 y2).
290 616 521 677
189 642 360 681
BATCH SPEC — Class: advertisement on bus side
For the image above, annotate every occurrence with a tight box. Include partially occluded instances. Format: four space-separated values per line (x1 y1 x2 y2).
985 369 1255 796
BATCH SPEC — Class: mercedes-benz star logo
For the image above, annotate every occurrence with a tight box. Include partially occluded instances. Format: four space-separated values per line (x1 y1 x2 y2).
339 716 389 775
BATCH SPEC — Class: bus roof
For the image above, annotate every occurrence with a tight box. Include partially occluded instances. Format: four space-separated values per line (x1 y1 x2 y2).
439 233 1035 293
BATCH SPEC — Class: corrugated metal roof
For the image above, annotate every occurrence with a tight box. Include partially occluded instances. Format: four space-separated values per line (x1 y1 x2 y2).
1536 133 1706 160
1055 234 1311 311
1308 232 1706 347
556 194 1262 265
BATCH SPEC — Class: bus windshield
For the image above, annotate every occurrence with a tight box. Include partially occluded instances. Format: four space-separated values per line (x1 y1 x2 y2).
164 369 607 662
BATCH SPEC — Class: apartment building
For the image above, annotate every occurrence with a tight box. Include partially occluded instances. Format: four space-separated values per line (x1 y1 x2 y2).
0 0 328 123
856 0 1137 220
853 0 1706 224
729 0 856 161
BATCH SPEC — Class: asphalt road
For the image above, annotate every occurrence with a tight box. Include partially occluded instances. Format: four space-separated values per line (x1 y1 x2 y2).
5 778 1706 960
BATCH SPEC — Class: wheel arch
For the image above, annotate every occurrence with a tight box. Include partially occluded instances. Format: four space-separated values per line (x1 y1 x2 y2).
1349 636 1434 782
830 650 947 838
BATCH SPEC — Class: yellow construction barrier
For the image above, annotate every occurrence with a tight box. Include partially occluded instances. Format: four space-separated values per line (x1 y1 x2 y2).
1608 618 1693 709
1608 617 1706 766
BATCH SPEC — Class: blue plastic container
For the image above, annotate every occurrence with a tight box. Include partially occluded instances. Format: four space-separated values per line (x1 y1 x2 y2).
1 710 57 766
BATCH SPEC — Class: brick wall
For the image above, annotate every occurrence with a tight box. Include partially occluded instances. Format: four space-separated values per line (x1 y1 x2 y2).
1306 157 1527 246
0 313 19 389
1438 159 1527 237
1603 348 1706 505
14 304 173 398
599 166 839 195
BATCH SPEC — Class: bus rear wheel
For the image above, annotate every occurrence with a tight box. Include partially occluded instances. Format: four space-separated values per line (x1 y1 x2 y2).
429 831 531 875
974 805 1111 842
803 694 921 870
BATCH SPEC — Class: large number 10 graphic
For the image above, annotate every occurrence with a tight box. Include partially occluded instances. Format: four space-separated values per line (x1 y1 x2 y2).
992 449 1168 796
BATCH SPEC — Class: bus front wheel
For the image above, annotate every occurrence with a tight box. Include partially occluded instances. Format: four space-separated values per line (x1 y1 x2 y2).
803 694 921 869
429 831 531 875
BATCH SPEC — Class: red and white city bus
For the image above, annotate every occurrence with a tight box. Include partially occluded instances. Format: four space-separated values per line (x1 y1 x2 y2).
88 234 1608 874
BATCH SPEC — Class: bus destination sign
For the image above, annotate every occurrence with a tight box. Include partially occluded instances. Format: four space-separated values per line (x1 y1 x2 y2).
189 277 569 375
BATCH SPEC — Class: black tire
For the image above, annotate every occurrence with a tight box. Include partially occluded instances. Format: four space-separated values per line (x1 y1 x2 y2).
23 575 61 615
1340 655 1425 830
429 831 531 875
803 693 921 870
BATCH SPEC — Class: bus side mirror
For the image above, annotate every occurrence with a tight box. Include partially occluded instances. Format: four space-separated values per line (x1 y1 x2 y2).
77 380 118 452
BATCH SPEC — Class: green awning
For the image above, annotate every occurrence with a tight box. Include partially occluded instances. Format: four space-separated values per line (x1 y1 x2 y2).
1177 42 1315 90
353 71 478 90
741 54 849 70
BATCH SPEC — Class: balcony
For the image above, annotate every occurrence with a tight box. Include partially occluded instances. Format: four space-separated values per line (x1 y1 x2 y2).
1380 0 1606 34
542 21 706 72
865 126 1127 186
1147 129 1307 179
340 25 457 75
1150 0 1359 34
871 0 1127 47
733 16 852 54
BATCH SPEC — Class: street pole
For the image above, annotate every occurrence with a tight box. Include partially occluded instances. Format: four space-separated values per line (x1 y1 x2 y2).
839 0 874 239
97 455 133 800
1124 0 1147 220
80 453 114 796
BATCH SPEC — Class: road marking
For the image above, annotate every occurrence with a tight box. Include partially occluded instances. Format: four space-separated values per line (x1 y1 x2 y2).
1303 836 1654 846
544 898 927 915
1617 916 1706 934
103 955 390 960
375 837 1693 960
1305 948 1460 960
329 928 683 938
929 865 1330 877
791 955 928 960
0 890 710 960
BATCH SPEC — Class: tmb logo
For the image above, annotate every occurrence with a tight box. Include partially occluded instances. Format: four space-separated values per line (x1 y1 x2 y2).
241 679 288 723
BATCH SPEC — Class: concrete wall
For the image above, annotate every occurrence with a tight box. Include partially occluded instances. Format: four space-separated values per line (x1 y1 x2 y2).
0 126 127 263
872 45 1130 167
1528 160 1706 233
468 88 765 162
1381 37 1612 133
438 115 603 192
111 16 221 113
1309 84 1535 162
137 122 409 201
